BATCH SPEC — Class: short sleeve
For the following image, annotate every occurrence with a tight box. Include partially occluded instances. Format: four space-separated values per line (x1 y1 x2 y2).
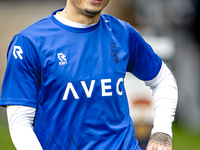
126 23 162 81
0 34 40 108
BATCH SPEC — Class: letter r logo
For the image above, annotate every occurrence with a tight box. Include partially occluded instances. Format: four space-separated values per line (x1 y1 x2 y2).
13 46 23 60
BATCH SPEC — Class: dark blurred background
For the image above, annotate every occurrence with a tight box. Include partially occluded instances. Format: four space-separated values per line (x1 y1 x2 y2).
0 0 200 149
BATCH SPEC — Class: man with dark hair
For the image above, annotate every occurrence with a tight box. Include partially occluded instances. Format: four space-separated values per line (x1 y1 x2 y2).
0 0 177 149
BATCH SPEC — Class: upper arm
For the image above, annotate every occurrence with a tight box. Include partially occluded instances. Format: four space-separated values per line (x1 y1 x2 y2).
126 23 162 81
0 34 40 108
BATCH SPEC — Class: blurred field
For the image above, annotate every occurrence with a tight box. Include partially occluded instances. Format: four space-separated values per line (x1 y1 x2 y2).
173 122 200 150
0 120 15 150
0 121 200 150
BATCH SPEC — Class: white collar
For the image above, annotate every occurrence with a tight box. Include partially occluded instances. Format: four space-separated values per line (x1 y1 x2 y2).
54 12 96 28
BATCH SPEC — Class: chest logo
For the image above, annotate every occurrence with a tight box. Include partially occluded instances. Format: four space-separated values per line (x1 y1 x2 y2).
58 53 67 65
110 43 121 64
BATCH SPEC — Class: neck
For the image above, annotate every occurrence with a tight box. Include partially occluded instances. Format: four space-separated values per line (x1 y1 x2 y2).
59 6 101 25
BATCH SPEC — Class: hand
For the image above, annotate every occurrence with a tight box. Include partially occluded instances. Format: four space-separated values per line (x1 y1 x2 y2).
146 132 172 150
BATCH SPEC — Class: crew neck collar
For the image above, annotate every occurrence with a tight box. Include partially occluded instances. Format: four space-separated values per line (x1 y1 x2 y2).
50 9 101 33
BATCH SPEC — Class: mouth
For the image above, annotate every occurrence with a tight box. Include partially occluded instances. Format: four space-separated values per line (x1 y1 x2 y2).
88 0 103 4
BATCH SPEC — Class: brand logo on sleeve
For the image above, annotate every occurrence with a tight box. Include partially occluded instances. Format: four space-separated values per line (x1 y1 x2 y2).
58 53 67 65
13 46 23 60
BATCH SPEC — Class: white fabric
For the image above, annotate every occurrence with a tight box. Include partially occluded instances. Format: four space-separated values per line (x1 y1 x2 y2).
7 106 42 150
54 12 96 28
145 62 178 137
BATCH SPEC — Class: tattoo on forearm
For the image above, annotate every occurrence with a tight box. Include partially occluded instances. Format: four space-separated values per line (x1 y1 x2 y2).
149 132 172 147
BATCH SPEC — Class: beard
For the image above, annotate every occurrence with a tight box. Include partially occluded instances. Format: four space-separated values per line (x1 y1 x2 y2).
84 8 102 17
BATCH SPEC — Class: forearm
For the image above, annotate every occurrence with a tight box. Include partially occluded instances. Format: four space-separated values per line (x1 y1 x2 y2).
7 106 42 150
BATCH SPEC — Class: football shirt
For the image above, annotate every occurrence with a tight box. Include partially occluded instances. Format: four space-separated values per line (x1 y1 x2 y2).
0 9 162 150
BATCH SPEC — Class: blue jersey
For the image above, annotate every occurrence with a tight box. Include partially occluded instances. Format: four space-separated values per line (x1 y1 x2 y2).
0 9 162 150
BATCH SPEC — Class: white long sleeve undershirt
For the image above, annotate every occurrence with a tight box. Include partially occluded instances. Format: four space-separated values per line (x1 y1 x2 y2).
7 106 42 150
145 62 178 137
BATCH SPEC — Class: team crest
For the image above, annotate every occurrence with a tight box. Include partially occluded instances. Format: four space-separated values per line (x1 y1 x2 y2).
110 43 121 64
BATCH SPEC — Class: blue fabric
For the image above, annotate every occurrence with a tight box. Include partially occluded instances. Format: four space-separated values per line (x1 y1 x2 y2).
0 9 161 150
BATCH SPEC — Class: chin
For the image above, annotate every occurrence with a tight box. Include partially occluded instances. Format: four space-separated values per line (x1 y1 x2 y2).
84 8 102 16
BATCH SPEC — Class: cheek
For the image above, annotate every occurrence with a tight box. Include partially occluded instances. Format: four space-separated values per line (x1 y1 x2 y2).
71 0 83 8
103 0 110 8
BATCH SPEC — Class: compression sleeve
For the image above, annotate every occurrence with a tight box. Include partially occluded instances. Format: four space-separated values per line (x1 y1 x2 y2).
145 62 178 137
7 105 42 150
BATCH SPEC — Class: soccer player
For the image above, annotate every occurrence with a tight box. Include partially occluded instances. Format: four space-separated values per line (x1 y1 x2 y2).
0 0 178 150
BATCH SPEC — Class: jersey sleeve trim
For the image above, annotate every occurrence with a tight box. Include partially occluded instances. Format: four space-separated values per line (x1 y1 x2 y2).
142 60 162 81
0 98 37 108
